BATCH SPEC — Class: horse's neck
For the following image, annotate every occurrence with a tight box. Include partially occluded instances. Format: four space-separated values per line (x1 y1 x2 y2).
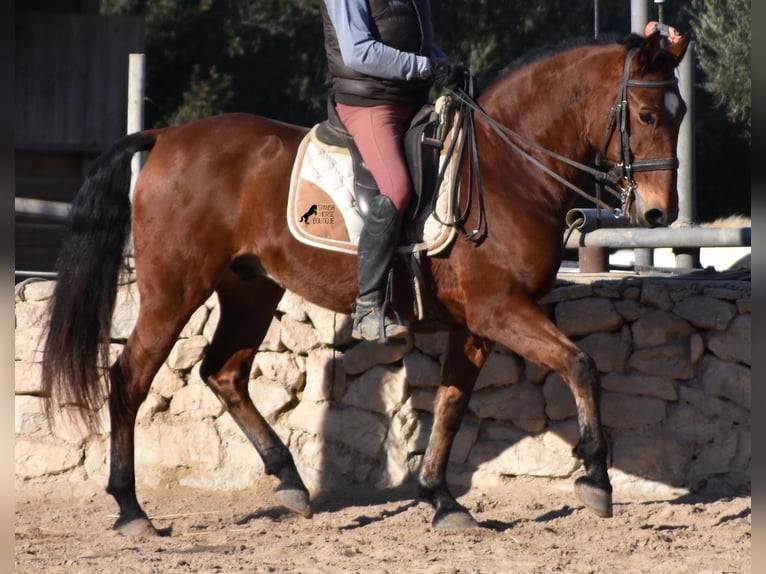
478 47 618 209
487 55 610 157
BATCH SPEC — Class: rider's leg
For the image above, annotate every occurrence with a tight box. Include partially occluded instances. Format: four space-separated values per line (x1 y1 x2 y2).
337 103 415 341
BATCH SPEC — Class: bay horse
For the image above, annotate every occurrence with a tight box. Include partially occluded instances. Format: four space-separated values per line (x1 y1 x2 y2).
41 32 690 535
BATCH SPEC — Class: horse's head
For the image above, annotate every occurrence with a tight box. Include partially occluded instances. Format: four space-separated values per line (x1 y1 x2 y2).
600 32 691 228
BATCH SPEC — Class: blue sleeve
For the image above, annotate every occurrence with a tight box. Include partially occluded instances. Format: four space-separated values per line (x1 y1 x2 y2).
323 0 432 81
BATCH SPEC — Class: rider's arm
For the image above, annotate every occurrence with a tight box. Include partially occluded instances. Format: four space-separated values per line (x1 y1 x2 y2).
323 0 432 81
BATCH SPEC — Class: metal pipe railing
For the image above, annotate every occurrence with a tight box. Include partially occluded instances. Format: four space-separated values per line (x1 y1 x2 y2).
565 226 751 249
15 197 70 219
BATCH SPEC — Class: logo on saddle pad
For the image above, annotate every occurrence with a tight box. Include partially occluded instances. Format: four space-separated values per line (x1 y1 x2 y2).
287 111 460 257
299 204 318 223
299 203 338 226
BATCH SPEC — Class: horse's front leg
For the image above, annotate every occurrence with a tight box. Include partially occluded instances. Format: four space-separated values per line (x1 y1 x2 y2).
418 327 493 530
477 295 613 518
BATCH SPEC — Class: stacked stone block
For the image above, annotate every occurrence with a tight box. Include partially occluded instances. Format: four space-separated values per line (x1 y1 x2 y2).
15 274 750 496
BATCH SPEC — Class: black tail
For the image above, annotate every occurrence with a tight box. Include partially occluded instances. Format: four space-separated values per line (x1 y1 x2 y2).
41 131 158 431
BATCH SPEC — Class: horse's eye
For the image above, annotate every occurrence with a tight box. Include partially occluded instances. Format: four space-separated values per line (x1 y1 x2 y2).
638 111 656 125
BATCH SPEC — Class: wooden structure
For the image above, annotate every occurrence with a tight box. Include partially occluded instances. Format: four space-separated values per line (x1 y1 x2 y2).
15 2 144 277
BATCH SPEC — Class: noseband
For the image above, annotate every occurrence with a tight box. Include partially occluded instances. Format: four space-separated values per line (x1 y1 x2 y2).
446 45 681 219
598 47 680 216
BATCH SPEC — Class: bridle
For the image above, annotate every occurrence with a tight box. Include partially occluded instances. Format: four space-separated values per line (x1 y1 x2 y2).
596 47 680 218
443 45 681 229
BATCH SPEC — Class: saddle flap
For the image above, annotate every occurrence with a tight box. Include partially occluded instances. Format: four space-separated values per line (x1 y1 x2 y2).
403 103 442 222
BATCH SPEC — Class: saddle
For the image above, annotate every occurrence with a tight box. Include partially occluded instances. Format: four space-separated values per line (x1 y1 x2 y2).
286 93 464 327
287 93 461 254
314 93 446 224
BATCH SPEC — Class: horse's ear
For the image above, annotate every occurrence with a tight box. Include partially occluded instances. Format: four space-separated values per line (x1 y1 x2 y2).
666 33 692 66
637 31 692 69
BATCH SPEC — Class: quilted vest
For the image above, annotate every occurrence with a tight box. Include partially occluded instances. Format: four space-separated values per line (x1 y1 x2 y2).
319 0 433 106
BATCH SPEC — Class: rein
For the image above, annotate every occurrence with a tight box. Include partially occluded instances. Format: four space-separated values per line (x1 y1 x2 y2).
430 76 487 240
438 46 680 233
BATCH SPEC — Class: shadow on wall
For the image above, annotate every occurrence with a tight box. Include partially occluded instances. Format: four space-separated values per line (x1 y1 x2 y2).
282 273 737 503
14 272 751 507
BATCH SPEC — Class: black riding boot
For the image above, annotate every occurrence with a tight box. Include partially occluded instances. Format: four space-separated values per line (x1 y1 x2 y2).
352 194 409 342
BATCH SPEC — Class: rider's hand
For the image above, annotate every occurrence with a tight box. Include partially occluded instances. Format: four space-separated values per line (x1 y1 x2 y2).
644 21 682 44
430 58 469 89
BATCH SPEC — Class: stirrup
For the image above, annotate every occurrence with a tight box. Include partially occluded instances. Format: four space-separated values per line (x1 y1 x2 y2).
351 303 408 343
379 298 408 343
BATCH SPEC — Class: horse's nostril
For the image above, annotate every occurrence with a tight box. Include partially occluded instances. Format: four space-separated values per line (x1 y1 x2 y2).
644 209 666 228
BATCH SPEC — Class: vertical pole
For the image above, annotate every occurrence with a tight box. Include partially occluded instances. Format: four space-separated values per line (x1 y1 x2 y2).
579 246 608 273
594 0 600 39
634 248 654 269
674 41 700 268
127 53 145 200
126 53 145 270
676 43 696 226
630 0 649 34
631 0 652 269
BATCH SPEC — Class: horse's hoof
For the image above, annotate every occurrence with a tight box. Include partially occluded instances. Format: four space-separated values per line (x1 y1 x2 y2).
432 508 480 531
275 487 313 519
113 516 158 537
574 476 613 518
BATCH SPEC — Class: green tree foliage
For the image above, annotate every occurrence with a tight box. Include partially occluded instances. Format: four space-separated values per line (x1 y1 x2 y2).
431 0 632 87
101 0 749 220
102 0 636 125
688 0 750 141
101 0 328 126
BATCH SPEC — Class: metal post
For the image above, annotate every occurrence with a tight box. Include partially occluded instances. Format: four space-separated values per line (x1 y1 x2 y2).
634 248 654 269
594 0 600 39
631 0 651 268
677 51 697 226
126 53 145 269
579 246 608 273
631 0 649 34
127 53 145 200
674 41 699 267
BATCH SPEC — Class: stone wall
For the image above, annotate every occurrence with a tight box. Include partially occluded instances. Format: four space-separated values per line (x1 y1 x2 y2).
14 274 751 498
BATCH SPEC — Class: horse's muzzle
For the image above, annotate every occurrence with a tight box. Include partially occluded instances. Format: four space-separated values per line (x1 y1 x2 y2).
631 194 678 228
642 207 671 228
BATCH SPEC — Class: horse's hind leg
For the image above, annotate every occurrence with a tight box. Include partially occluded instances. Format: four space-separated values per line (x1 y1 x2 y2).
200 275 312 518
107 290 205 535
418 326 493 530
